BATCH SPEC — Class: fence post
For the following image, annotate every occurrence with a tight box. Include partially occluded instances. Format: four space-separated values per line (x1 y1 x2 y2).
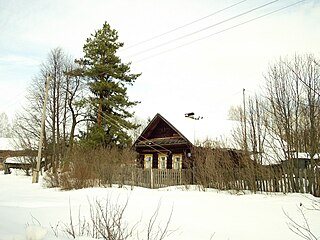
316 168 320 197
131 169 135 189
192 166 196 185
150 168 154 189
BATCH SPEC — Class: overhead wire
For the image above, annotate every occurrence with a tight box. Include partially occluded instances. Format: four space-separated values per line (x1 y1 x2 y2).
104 113 172 154
132 0 305 63
126 0 280 59
122 0 248 51
76 0 307 146
105 114 172 154
87 104 172 154
2 89 27 115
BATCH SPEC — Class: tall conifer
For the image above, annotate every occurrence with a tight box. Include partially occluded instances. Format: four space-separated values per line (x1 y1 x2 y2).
76 22 141 146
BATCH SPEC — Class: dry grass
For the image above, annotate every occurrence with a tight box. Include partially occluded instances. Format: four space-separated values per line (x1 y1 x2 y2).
0 163 4 171
43 146 136 190
50 197 175 240
192 146 275 192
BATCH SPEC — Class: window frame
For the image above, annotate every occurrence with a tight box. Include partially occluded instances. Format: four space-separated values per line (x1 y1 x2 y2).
144 154 153 169
172 154 182 170
158 154 167 170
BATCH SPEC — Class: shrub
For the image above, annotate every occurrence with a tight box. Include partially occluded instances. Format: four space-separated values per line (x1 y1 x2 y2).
43 145 137 190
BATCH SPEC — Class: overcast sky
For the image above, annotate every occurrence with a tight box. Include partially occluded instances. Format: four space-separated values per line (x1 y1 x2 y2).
0 0 320 144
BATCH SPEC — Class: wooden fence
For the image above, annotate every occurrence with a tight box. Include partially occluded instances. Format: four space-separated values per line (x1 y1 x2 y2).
125 169 193 189
119 167 319 196
194 167 320 197
256 168 320 196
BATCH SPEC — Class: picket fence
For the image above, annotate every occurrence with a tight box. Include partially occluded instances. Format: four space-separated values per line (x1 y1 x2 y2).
202 169 320 197
120 168 319 196
127 169 193 189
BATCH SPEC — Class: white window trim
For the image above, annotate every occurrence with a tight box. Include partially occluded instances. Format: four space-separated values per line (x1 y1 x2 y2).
172 154 182 170
158 154 167 170
144 154 153 169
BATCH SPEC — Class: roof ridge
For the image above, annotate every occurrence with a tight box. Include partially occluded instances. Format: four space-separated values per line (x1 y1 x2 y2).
133 113 192 147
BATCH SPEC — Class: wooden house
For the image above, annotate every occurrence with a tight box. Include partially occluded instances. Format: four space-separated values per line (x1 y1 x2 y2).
133 113 193 170
281 152 320 170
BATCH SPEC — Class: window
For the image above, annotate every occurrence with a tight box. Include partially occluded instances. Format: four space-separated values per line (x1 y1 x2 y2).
172 154 182 170
158 154 167 169
144 154 152 169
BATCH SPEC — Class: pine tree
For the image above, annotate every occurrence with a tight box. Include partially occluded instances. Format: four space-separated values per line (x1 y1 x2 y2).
76 21 141 147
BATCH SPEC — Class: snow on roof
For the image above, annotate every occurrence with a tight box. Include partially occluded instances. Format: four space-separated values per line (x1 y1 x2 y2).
4 156 44 164
291 152 320 160
261 151 320 165
4 157 31 164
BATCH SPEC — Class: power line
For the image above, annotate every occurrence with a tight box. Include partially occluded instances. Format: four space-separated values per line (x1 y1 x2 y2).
87 105 172 154
104 113 172 154
127 0 280 59
122 0 248 51
104 113 172 153
133 0 305 63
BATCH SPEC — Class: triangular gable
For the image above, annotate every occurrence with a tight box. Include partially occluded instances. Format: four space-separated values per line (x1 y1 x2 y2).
133 113 192 146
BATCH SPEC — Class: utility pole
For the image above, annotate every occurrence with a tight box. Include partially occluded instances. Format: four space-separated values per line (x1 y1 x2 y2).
32 75 50 183
185 112 203 145
243 88 247 152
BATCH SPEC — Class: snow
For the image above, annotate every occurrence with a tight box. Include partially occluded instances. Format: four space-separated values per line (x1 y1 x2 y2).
0 170 319 240
26 225 47 240
4 156 30 163
292 152 320 160
4 156 42 164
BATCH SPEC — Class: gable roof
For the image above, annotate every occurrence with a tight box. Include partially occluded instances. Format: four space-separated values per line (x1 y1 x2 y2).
133 113 192 147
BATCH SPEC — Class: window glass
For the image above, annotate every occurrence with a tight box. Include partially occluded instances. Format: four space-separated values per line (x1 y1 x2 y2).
144 155 152 169
172 154 182 170
158 155 167 169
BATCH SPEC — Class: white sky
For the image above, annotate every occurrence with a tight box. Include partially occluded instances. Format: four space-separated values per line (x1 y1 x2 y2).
0 0 320 144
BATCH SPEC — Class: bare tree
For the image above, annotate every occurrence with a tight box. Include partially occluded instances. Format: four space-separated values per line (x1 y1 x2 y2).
228 54 320 194
285 55 320 164
13 47 86 172
230 55 320 167
284 198 320 240
229 95 268 164
0 112 12 138
263 55 320 166
130 116 148 142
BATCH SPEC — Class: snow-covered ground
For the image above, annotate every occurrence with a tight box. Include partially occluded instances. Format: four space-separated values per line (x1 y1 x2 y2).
0 170 319 240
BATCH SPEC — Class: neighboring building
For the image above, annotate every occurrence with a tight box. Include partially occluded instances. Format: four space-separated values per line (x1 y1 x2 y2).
133 113 193 170
285 152 320 170
0 138 38 174
0 138 35 159
0 138 17 161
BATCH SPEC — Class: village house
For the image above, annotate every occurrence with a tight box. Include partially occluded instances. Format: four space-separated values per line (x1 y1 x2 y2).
282 152 320 170
133 113 193 170
0 138 38 174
